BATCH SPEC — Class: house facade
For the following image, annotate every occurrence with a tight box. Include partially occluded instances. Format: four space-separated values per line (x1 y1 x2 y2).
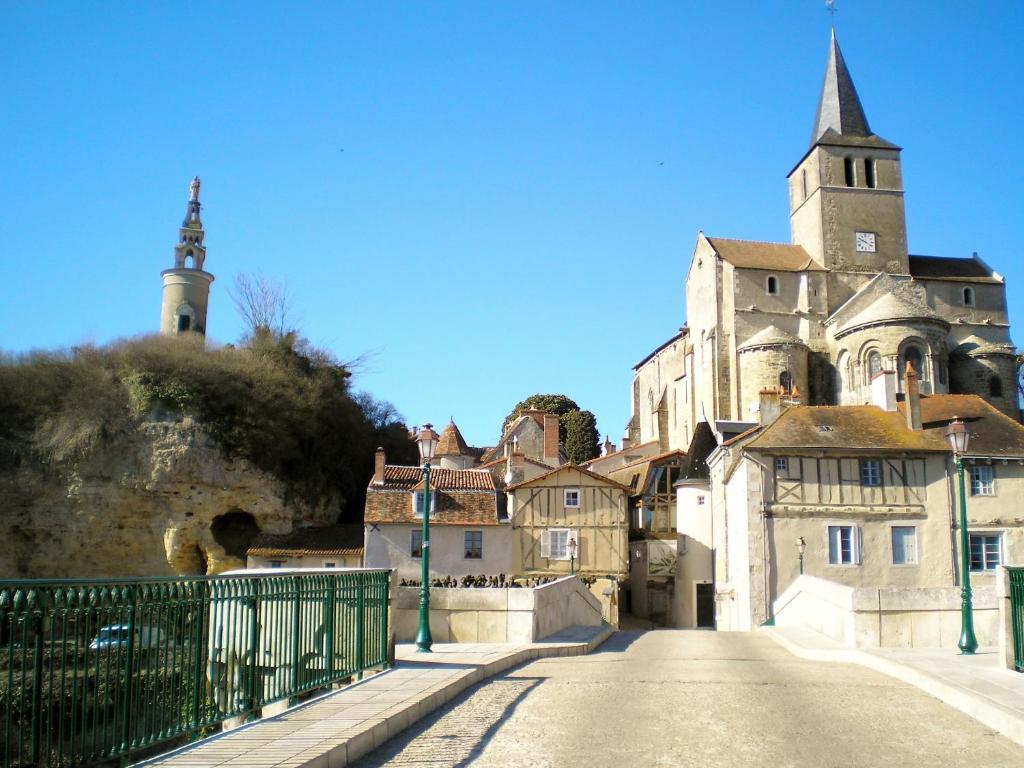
363 449 511 580
506 465 629 579
689 379 1024 633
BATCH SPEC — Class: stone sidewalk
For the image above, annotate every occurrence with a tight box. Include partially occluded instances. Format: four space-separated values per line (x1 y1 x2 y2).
763 625 1024 747
136 625 612 768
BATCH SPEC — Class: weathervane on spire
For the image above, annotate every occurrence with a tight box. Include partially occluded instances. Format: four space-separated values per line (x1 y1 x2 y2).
189 176 201 202
826 0 838 27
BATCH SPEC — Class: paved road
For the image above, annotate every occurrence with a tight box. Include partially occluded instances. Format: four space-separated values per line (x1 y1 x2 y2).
352 629 1022 767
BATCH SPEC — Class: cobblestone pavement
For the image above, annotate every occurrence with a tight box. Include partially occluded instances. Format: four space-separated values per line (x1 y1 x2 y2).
352 629 1024 768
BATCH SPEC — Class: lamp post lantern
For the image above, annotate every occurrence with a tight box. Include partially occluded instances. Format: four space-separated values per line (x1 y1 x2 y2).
796 537 806 575
944 417 978 655
414 423 439 653
568 536 578 576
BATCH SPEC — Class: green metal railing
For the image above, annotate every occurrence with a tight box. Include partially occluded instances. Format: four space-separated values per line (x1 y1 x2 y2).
1009 566 1024 673
0 570 390 768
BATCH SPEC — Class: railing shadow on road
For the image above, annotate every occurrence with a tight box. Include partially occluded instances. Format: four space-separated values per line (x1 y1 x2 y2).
348 676 545 767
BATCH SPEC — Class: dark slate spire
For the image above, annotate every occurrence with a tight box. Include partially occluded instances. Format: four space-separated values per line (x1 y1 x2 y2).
810 30 871 147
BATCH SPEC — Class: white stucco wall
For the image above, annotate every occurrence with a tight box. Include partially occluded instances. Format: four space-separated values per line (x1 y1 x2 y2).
364 523 513 581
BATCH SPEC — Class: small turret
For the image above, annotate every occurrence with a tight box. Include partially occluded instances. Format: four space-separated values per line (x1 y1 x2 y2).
160 177 215 337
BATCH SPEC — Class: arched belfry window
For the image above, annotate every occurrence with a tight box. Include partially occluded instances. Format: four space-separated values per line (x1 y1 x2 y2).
963 287 975 306
844 157 855 187
990 376 1004 399
865 158 877 189
766 276 779 295
185 250 194 268
780 371 793 393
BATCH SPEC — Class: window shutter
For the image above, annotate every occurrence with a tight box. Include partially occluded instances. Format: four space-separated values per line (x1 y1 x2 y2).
905 529 917 564
855 526 863 565
540 529 551 559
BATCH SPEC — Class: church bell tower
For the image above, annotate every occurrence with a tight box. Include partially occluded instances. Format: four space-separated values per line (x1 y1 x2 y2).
160 177 215 336
787 31 909 310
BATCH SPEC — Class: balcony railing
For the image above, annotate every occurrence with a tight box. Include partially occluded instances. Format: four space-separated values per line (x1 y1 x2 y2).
0 569 390 768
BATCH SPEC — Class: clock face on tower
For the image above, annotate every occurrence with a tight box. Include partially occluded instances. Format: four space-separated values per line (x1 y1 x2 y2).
855 231 877 253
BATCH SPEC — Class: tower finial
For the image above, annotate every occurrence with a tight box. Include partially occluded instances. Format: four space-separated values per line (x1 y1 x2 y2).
189 176 201 202
826 0 837 28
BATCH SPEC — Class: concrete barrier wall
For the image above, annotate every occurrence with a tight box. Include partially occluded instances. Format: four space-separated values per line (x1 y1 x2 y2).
393 577 605 643
773 575 999 649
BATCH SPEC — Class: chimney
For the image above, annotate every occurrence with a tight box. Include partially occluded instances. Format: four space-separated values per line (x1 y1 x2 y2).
373 447 386 484
904 362 922 430
759 389 782 426
543 413 561 465
871 369 897 412
621 436 632 451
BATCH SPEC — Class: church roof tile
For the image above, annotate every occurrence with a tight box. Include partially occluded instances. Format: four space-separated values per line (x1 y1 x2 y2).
705 238 825 272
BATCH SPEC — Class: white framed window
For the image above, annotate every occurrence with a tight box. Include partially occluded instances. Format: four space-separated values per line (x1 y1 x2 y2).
969 533 1001 572
775 457 788 473
828 525 861 565
323 562 337 568
412 490 437 517
410 529 423 558
860 459 881 487
891 526 918 565
541 528 577 561
563 488 580 508
269 560 284 569
969 465 994 496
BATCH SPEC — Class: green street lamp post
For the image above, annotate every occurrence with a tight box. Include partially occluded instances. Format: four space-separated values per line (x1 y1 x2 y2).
414 423 440 653
568 536 577 576
796 537 806 575
944 418 978 655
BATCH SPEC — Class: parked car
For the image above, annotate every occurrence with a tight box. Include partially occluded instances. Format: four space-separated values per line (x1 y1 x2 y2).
89 624 166 651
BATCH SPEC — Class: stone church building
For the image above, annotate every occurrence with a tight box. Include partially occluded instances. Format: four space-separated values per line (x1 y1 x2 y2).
630 31 1019 452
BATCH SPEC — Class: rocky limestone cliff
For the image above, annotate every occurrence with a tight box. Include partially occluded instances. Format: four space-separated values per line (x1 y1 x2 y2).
0 416 324 578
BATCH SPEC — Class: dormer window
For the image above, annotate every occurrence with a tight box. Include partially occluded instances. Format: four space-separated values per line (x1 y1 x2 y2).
963 287 975 307
412 490 436 518
766 275 779 295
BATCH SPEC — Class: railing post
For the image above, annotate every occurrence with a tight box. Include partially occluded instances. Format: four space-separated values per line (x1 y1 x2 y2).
380 572 391 669
324 575 336 682
119 585 137 758
245 578 262 719
191 581 207 731
29 597 44 768
355 574 365 680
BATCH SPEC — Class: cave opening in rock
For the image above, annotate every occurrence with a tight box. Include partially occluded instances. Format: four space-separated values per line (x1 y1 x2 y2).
210 510 261 562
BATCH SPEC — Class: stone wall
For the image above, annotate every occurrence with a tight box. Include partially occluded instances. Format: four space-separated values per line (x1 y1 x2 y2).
0 416 312 578
392 576 605 643
772 574 999 649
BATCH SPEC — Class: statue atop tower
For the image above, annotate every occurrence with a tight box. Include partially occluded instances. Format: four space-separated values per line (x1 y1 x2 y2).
160 177 215 336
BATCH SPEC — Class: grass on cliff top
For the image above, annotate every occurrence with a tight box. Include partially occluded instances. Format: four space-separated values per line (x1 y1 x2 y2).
0 333 418 517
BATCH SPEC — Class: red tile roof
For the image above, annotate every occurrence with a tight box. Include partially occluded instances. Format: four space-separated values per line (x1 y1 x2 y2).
247 525 364 557
365 465 499 526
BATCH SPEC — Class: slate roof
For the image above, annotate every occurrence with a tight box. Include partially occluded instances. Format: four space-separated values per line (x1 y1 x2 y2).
951 337 1016 357
745 405 947 453
909 255 1000 282
838 291 947 333
744 395 1024 458
706 238 825 272
738 325 807 351
365 465 498 526
247 525 364 557
435 420 472 457
912 395 1024 458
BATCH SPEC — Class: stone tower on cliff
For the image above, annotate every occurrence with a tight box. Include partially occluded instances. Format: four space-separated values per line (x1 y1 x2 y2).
160 177 215 336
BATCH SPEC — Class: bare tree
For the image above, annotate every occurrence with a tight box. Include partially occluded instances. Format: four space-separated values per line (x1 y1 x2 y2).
229 272 292 338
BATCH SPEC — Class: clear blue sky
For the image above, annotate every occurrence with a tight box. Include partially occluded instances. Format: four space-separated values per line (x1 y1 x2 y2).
2 2 1021 448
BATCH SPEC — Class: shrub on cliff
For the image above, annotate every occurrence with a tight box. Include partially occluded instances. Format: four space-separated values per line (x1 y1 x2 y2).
0 335 416 518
